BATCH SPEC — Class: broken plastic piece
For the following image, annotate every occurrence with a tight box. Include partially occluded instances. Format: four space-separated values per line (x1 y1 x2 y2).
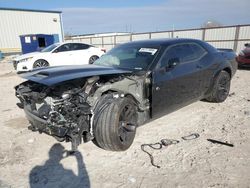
182 133 200 140
161 139 179 146
207 139 234 147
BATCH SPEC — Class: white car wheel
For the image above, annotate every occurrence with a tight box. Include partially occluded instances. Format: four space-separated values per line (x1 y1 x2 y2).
89 56 99 64
33 60 49 68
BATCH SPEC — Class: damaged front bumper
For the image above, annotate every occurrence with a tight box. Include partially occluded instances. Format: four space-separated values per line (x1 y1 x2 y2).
24 106 68 138
15 79 96 151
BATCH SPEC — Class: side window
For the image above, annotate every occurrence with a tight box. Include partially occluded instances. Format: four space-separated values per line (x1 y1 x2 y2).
160 44 195 67
71 43 90 51
189 43 207 59
56 44 72 52
178 44 197 62
160 46 178 67
160 43 206 68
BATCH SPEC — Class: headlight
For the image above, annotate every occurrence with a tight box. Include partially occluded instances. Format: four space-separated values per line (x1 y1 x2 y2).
19 57 33 63
239 51 245 56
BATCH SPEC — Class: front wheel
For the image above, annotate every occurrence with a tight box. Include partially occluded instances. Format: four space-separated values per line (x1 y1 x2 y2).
206 71 231 103
89 55 99 64
33 59 49 68
93 97 138 151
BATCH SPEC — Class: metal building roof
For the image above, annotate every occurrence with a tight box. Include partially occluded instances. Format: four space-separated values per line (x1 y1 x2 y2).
0 7 62 14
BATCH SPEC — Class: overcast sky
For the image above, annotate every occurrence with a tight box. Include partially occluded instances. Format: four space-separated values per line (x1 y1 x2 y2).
0 0 249 35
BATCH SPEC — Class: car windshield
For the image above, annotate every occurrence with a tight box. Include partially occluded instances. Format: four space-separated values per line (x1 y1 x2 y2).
41 43 60 52
93 44 160 70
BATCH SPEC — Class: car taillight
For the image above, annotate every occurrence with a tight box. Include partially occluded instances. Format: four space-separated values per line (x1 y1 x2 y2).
101 48 106 53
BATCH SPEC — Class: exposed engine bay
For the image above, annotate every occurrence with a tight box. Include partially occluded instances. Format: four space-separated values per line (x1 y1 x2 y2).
15 74 151 151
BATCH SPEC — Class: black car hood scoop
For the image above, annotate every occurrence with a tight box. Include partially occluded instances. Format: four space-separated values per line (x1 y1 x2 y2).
20 65 132 86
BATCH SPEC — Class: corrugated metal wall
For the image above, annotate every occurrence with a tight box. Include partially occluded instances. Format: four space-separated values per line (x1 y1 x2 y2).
132 33 150 41
151 31 172 39
174 29 203 39
67 25 250 53
0 9 63 53
205 27 236 40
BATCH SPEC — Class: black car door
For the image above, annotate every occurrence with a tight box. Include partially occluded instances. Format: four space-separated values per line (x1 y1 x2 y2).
151 43 205 118
188 43 213 97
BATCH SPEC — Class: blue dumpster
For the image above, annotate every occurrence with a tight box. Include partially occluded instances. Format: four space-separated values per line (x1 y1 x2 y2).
0 51 3 60
20 34 60 54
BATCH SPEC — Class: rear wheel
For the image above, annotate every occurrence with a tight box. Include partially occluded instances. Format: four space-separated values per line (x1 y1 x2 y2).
89 55 99 64
93 97 138 151
33 59 49 68
206 70 231 103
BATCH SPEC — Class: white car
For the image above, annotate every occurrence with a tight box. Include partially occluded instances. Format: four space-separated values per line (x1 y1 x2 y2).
13 42 106 72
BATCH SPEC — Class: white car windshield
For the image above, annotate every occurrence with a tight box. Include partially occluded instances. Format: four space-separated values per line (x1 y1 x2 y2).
41 44 60 52
94 44 159 70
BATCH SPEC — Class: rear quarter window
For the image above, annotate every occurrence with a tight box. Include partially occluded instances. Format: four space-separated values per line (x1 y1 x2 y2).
160 43 196 67
71 43 90 51
177 44 197 62
189 43 208 60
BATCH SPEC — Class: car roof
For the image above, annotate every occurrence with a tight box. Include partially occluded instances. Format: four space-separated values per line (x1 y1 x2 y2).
55 42 91 45
57 38 203 47
121 38 204 47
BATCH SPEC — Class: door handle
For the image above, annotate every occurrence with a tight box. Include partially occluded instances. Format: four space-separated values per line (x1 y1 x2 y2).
155 86 160 91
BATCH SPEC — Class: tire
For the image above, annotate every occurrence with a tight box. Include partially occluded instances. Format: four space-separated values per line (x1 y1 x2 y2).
89 55 99 64
206 70 231 103
33 59 49 68
93 97 138 151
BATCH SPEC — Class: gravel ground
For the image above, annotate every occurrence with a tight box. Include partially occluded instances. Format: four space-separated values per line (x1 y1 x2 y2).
0 58 249 188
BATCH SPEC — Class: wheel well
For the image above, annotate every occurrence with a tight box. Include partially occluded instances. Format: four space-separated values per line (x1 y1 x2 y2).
34 59 49 65
214 67 232 80
89 55 99 59
101 90 117 96
35 59 48 63
124 94 139 105
101 90 139 105
222 67 232 78
206 67 232 97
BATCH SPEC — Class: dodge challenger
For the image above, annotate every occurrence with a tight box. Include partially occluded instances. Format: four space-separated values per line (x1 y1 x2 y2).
15 39 237 152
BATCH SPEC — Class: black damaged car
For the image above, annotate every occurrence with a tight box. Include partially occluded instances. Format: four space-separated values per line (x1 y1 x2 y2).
15 39 237 151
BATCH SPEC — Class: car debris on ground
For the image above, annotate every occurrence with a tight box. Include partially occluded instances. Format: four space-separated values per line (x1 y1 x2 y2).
141 133 200 168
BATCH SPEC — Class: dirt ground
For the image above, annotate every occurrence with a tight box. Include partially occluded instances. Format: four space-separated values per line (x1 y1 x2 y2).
0 58 249 188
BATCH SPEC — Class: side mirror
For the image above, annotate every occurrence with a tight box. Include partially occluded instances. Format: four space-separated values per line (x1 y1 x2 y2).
159 57 180 74
167 57 180 70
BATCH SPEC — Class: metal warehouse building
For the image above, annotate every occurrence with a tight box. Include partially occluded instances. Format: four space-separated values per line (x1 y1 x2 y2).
0 8 63 54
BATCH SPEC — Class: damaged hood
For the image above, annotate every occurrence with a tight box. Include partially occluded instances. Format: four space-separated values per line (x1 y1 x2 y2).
19 65 132 86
